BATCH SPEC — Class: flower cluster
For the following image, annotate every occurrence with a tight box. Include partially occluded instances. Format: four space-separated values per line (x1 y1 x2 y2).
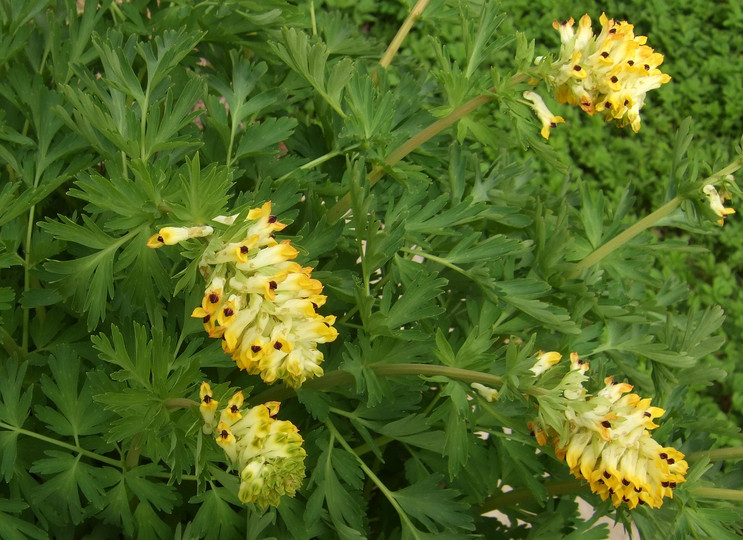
528 352 688 509
199 382 307 507
148 201 338 387
532 13 670 135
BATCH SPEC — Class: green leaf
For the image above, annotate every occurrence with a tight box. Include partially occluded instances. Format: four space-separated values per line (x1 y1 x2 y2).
35 346 111 438
306 439 366 538
393 475 474 533
0 358 33 481
270 28 353 117
41 215 137 329
29 451 119 524
0 498 47 540
189 487 243 540
368 270 447 339
168 154 232 225
234 116 298 159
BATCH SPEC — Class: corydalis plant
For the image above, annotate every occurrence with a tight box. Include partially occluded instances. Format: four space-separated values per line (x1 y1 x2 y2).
525 13 671 138
199 382 306 507
148 201 338 387
528 353 688 510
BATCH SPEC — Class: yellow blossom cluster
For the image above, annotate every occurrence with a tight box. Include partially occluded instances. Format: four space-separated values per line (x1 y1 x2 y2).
199 382 307 507
148 201 338 387
533 13 670 136
529 352 688 509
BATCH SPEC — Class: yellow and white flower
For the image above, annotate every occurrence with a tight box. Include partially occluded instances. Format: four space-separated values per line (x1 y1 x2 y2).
537 13 671 132
523 91 565 139
200 385 306 508
530 354 688 509
703 184 735 225
149 201 337 387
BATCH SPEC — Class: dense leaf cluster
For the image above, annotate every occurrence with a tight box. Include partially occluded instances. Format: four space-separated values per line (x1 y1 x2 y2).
0 0 741 538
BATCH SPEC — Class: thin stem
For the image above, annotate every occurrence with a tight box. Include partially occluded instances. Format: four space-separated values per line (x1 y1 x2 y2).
574 158 743 274
309 0 317 36
400 247 471 277
248 363 504 406
125 433 142 469
140 90 150 161
326 92 496 224
480 480 586 512
165 398 199 410
574 196 683 273
0 421 122 468
276 145 359 183
693 487 743 502
378 0 430 70
21 205 35 354
688 446 743 462
326 419 420 535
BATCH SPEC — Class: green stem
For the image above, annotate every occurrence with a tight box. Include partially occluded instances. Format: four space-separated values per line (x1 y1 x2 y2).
480 480 587 512
249 363 504 405
165 398 199 410
326 419 421 536
574 196 683 273
688 446 743 462
125 432 142 469
309 0 317 36
326 91 496 224
400 247 471 277
574 158 743 274
276 145 359 183
140 90 150 161
693 487 743 502
0 421 122 468
378 0 430 71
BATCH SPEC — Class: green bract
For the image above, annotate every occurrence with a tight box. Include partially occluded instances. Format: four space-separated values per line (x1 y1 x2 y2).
0 0 742 538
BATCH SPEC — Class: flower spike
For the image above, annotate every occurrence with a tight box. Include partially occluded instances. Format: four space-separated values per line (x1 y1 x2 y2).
151 201 337 387
537 13 670 132
198 382 306 508
529 353 688 509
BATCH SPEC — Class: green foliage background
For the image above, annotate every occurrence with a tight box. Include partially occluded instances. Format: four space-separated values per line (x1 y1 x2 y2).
0 0 742 538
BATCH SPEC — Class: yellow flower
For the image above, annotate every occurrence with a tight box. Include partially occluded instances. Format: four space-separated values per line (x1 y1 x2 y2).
703 184 735 225
530 350 562 376
530 355 688 509
199 382 219 434
172 201 338 387
146 225 214 248
198 386 307 508
471 382 499 402
523 91 565 139
539 13 670 132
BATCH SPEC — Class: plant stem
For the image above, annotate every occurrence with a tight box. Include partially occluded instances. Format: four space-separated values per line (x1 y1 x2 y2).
481 480 587 512
378 0 430 71
0 421 122 468
326 92 496 224
688 446 743 462
326 419 421 536
165 397 199 410
693 487 743 502
248 363 504 405
574 158 743 274
573 196 683 273
309 0 317 36
276 145 359 182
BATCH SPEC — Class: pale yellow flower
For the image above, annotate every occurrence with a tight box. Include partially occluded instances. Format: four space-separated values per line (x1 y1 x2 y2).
523 91 565 139
530 354 688 509
539 13 670 132
703 184 735 225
